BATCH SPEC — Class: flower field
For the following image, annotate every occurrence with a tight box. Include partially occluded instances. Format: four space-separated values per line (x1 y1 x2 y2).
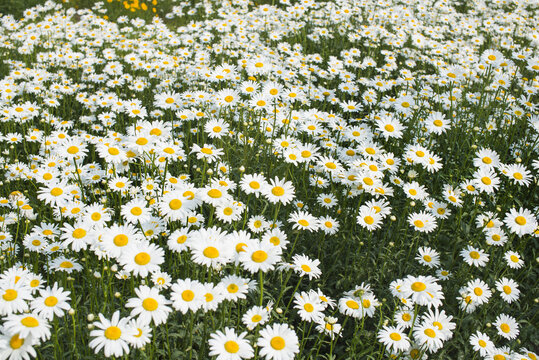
0 0 537 358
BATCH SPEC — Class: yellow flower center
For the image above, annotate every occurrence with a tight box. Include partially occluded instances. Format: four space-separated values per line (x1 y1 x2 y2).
203 247 219 259
414 220 424 228
390 332 401 341
469 251 480 259
411 282 426 292
251 250 268 263
113 234 129 247
2 289 17 301
105 326 121 340
271 186 285 196
142 298 158 311
270 336 286 350
515 216 526 225
207 189 222 198
503 285 512 294
21 316 39 328
60 261 73 268
50 187 63 196
346 300 359 309
181 290 194 301
45 296 58 307
481 177 491 185
224 340 239 353
474 288 483 296
424 328 436 338
134 252 150 265
500 323 510 333
9 334 24 349
67 146 79 155
131 207 142 216
169 199 182 210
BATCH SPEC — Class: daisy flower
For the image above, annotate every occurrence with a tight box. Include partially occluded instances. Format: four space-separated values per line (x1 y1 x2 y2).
261 228 289 250
357 207 383 231
4 313 51 342
401 275 444 308
377 325 411 353
469 331 495 357
126 317 152 349
262 177 295 205
415 247 440 268
473 148 500 169
494 314 519 340
473 167 500 194
170 278 205 314
413 322 444 353
220 275 251 301
408 211 437 233
504 250 524 269
503 207 537 237
49 257 83 273
242 304 271 330
0 332 37 360
125 285 172 326
99 224 143 259
465 279 492 306
30 283 71 320
318 216 340 235
167 228 193 254
208 327 254 360
189 227 233 269
191 143 224 163
121 198 151 224
495 278 520 303
240 173 267 197
89 311 132 358
315 317 342 340
293 291 324 323
239 241 281 274
257 323 299 360
119 242 165 278
292 254 322 280
460 245 489 267
0 280 32 315
288 210 319 232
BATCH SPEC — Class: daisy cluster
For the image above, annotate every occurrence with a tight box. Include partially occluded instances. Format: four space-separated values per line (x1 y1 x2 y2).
0 0 537 358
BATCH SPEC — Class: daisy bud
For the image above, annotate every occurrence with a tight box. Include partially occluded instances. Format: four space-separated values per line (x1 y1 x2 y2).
276 308 283 314
111 265 118 272
114 292 121 298
207 169 213 175
496 206 502 212
389 242 394 246
24 253 30 258
196 167 201 172
103 266 108 271
486 323 491 327
94 271 101 279
360 241 364 246
516 157 521 163
87 314 95 321
410 201 416 207
88 324 94 330
68 308 75 316
265 139 271 144
390 216 396 221
239 166 245 172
